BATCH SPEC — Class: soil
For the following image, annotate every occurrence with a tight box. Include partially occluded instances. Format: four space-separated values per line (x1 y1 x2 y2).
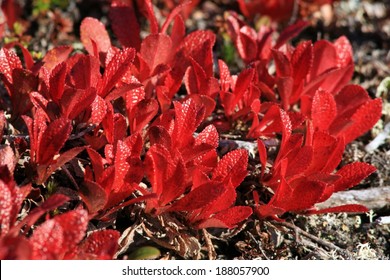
1 0 389 259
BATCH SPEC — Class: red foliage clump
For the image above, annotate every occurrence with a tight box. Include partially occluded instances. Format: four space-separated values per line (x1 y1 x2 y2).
0 151 119 260
0 0 383 259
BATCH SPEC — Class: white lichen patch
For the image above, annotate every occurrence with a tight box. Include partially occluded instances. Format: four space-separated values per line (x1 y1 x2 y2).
353 243 377 260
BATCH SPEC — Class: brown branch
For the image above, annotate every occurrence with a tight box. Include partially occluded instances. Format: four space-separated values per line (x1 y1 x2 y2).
316 186 390 211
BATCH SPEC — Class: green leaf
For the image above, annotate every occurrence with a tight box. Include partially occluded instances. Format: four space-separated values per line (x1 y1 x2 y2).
127 246 161 260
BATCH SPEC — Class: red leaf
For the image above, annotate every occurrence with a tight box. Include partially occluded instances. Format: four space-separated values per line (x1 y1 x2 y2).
254 205 282 220
156 86 173 112
170 14 186 49
0 145 16 174
113 140 132 192
53 209 88 250
179 30 216 76
0 111 5 140
69 54 101 90
42 46 73 72
181 143 216 164
285 146 313 179
236 0 251 18
195 124 219 148
340 98 382 143
321 135 345 174
0 177 14 237
148 125 172 149
158 157 187 208
0 48 22 84
213 149 248 188
30 219 64 260
124 77 145 112
79 180 108 214
196 206 252 229
310 40 337 78
140 34 172 74
98 48 135 97
0 236 32 260
218 59 231 92
29 209 90 259
291 41 313 83
61 88 97 120
303 65 354 97
279 108 292 149
113 113 128 143
76 230 120 259
105 82 143 102
194 186 237 223
38 194 70 212
184 59 219 99
88 95 107 125
172 98 205 147
161 2 191 32
249 104 285 138
136 0 158 34
10 69 37 115
5 42 34 70
231 68 255 108
333 36 353 67
311 89 337 131
144 145 171 198
129 98 159 134
275 20 309 49
333 163 376 193
276 178 326 212
105 182 136 210
8 179 31 233
257 26 274 60
80 17 111 58
308 204 368 215
304 131 338 174
221 68 254 116
237 26 257 63
30 109 49 161
38 118 71 165
169 182 226 212
277 77 294 110
145 144 187 209
274 134 303 167
43 147 85 184
272 49 292 77
49 62 67 102
334 85 369 117
257 139 267 179
190 94 217 118
125 157 144 185
87 148 105 180
1 0 21 29
184 60 207 95
101 103 115 143
124 133 144 157
23 194 70 230
109 4 141 50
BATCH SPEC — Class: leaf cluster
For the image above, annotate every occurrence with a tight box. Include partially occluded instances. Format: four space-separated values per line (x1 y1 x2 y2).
0 0 382 259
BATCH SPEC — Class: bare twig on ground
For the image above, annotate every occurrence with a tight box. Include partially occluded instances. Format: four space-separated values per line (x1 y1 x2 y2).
274 221 353 259
247 231 270 260
376 216 390 225
202 229 217 260
316 186 390 210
